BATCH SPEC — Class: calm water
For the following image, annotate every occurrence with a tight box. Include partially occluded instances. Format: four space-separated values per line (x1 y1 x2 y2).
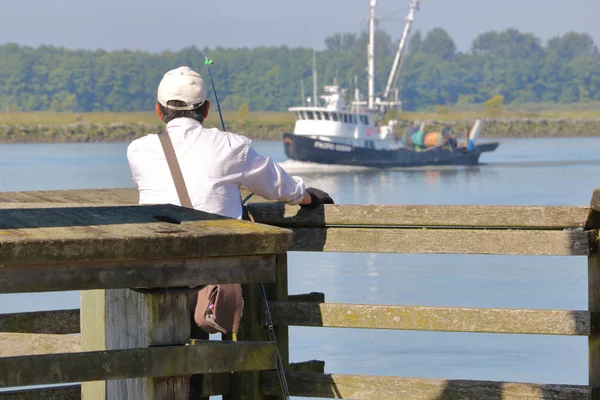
1 137 599 392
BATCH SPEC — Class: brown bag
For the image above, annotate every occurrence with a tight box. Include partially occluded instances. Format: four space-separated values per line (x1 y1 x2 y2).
158 131 244 335
194 284 244 334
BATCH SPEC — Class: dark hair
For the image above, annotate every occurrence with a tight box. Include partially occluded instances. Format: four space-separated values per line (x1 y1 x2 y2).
159 100 207 124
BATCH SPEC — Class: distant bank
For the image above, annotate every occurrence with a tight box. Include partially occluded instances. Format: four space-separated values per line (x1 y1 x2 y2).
0 112 599 143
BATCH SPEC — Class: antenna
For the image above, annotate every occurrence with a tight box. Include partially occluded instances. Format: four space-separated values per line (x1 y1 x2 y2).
300 80 306 106
367 0 377 110
312 50 319 107
383 0 421 104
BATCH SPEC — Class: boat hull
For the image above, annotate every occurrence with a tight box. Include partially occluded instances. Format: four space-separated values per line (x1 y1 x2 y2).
282 133 499 168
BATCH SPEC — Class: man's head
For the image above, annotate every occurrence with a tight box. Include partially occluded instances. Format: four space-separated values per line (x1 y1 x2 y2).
155 66 210 124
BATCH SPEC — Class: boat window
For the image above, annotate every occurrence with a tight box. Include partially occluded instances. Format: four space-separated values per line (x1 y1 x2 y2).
306 111 314 120
360 115 368 124
296 112 302 120
331 113 339 121
323 112 330 121
351 115 357 124
315 112 321 120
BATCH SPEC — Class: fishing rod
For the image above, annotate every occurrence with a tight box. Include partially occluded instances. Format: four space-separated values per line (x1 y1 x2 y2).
200 52 291 400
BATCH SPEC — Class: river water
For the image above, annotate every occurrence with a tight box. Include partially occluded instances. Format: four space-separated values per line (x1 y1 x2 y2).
1 137 599 394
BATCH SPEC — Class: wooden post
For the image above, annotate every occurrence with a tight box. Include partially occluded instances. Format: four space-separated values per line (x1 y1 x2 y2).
589 190 600 389
81 288 190 400
223 254 286 400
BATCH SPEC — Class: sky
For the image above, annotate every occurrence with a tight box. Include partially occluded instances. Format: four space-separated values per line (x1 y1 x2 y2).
1 0 598 53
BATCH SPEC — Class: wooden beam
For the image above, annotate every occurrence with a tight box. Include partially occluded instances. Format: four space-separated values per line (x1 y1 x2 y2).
260 373 593 399
288 292 325 303
586 189 600 229
0 188 138 204
269 302 591 336
588 228 600 387
0 333 81 357
0 255 276 294
248 203 591 229
0 204 292 266
0 385 80 400
0 341 277 389
0 309 79 334
288 227 593 256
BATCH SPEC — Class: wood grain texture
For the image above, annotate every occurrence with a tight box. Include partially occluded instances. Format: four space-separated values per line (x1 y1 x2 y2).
269 302 590 335
0 309 79 334
247 203 591 229
588 232 600 386
0 385 80 400
0 255 275 294
103 290 190 399
0 189 138 204
288 227 593 256
260 373 593 399
0 333 81 357
0 341 277 388
0 204 292 266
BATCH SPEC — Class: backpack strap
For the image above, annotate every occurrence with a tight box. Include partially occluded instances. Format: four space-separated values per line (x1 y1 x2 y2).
158 131 193 209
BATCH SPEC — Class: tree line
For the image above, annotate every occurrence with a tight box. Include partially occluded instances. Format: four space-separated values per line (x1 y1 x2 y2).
0 28 598 113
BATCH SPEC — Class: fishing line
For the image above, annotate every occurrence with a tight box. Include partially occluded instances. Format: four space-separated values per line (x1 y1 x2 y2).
199 52 291 400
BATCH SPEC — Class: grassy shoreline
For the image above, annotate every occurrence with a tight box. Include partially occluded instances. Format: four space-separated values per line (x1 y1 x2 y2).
0 112 598 143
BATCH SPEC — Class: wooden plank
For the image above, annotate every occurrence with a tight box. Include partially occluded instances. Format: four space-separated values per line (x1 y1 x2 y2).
288 360 325 373
0 333 81 356
103 290 190 399
586 189 600 229
260 373 593 399
0 309 79 334
288 292 325 303
0 385 80 400
0 204 292 266
288 227 593 256
247 203 591 229
588 229 600 387
0 255 275 294
269 302 591 336
0 341 277 389
0 189 138 204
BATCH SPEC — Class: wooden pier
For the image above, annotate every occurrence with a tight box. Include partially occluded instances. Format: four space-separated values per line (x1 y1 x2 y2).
0 188 599 399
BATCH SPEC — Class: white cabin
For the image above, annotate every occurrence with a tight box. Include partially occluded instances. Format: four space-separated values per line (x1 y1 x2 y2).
288 85 399 150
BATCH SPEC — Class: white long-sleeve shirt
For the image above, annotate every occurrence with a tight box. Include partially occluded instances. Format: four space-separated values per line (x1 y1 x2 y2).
127 117 305 219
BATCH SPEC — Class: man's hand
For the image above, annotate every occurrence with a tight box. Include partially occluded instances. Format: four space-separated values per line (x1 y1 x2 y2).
300 187 335 208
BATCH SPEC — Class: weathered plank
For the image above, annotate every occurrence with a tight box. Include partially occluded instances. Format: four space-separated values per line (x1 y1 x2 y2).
0 189 138 204
588 228 600 387
0 385 80 400
0 309 79 334
0 341 276 388
269 302 591 336
288 292 326 303
260 373 593 399
0 255 275 294
587 189 600 229
288 227 592 256
247 203 591 229
0 204 292 266
0 333 81 356
102 290 190 399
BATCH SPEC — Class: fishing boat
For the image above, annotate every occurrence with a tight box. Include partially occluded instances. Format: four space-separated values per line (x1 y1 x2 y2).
282 0 499 168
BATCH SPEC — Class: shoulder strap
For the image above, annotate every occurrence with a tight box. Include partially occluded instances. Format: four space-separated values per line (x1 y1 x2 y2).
158 131 193 209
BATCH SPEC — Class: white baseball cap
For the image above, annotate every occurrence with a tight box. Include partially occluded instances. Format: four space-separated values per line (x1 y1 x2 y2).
157 66 207 110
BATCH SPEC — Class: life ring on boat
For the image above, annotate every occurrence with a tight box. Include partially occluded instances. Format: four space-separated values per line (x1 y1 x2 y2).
365 127 373 136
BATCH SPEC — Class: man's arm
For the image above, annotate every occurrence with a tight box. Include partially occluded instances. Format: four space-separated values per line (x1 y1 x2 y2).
241 146 309 204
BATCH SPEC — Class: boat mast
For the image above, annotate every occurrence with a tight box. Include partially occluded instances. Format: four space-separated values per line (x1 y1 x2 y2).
383 0 421 104
312 50 319 107
367 0 376 110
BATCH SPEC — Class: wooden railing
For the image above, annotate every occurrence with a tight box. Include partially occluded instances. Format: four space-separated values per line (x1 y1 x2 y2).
1 188 599 399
